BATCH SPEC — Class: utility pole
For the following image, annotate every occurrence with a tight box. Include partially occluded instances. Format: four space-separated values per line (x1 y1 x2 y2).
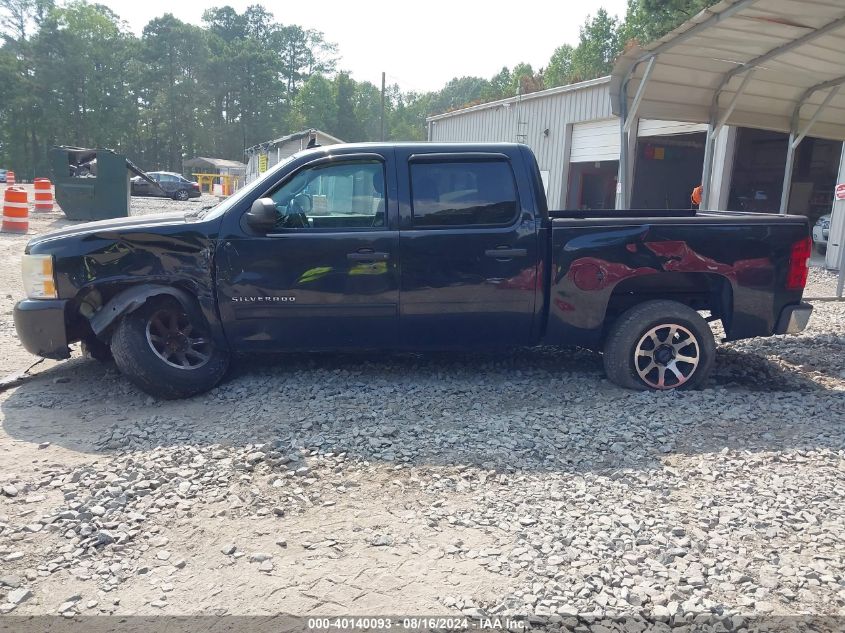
380 71 386 141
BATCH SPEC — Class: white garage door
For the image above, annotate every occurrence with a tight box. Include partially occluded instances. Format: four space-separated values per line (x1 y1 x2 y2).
638 119 708 137
570 119 621 162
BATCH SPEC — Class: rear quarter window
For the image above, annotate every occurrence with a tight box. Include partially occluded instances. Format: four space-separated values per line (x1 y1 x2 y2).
410 160 519 227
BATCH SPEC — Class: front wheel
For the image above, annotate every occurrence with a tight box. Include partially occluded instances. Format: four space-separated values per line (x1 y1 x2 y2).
110 298 229 399
603 300 716 391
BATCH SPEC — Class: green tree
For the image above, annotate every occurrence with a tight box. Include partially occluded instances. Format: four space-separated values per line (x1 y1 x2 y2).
480 66 512 101
334 72 361 141
274 24 337 98
139 15 211 169
27 2 136 172
429 76 490 112
622 0 716 45
352 79 383 141
510 62 543 95
0 0 53 40
545 44 574 87
571 9 621 81
389 90 429 141
292 74 338 133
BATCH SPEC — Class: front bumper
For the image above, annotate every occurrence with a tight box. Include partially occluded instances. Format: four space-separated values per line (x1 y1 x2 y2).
13 299 72 359
774 302 813 335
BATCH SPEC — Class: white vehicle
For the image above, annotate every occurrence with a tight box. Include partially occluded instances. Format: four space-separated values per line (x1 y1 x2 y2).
812 214 830 254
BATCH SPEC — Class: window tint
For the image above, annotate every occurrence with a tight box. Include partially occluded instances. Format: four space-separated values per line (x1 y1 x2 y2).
269 160 385 230
410 160 518 227
158 174 178 183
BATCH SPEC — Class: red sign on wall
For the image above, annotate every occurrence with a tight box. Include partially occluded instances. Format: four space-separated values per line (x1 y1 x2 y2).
836 183 845 200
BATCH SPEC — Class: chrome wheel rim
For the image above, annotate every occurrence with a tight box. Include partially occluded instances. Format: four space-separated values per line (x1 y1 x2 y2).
145 309 211 370
635 323 700 389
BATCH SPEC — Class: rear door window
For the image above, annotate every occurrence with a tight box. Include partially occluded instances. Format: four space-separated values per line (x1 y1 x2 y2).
410 160 519 227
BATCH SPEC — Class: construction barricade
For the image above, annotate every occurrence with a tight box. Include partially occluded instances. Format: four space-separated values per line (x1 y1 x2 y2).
2 187 28 233
33 178 54 212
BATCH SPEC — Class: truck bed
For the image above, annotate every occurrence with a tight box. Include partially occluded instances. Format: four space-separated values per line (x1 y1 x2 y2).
543 209 810 348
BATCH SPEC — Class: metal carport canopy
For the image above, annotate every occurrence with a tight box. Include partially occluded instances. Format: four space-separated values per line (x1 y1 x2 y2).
610 0 845 211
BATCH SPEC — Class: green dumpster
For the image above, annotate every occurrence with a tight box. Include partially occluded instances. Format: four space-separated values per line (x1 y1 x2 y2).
49 146 159 221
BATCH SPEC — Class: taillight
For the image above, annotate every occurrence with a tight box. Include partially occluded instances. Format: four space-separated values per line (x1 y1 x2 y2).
192 182 199 189
786 236 812 290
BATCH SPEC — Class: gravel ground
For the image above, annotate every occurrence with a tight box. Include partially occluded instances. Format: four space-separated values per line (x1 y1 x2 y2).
0 189 843 628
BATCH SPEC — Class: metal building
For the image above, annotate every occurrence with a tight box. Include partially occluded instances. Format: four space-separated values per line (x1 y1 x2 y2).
244 129 344 184
426 75 841 275
426 77 737 212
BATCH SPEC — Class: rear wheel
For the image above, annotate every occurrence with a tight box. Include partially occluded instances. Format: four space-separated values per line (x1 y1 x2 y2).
110 298 229 399
174 189 190 201
603 300 716 391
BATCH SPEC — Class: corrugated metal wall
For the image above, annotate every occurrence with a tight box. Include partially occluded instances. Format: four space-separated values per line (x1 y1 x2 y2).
429 79 613 207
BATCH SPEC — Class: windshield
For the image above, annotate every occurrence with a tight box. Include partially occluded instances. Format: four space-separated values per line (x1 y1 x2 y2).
192 153 302 221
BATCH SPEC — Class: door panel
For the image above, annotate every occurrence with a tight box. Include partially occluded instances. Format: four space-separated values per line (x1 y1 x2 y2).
395 149 539 349
217 232 399 350
216 152 399 352
399 226 538 348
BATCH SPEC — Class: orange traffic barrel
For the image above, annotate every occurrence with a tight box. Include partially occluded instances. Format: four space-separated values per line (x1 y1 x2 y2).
34 178 53 212
2 187 28 233
5 171 15 185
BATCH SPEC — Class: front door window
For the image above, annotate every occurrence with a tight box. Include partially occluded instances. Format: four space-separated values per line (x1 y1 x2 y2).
269 161 386 230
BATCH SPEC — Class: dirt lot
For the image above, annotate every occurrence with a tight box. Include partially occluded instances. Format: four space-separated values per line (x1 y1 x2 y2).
0 188 844 626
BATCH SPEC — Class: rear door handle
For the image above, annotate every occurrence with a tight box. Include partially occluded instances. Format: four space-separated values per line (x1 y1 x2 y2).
347 249 390 262
485 247 528 259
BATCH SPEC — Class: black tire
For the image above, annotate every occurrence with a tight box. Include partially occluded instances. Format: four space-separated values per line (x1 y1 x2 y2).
603 300 716 391
110 298 229 399
173 189 190 201
81 337 113 362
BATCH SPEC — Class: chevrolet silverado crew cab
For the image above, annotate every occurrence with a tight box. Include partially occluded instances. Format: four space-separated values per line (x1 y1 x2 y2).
14 143 813 399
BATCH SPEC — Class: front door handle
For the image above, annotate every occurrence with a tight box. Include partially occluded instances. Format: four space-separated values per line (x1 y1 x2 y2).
347 249 390 262
485 247 528 259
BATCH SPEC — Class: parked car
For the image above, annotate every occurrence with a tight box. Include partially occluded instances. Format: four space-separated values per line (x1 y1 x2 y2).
131 171 200 201
812 213 830 254
0 169 6 181
14 143 813 399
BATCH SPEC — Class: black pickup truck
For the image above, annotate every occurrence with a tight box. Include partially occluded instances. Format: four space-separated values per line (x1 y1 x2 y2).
14 143 813 398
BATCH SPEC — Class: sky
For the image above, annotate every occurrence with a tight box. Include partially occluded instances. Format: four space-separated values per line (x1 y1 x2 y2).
97 0 630 93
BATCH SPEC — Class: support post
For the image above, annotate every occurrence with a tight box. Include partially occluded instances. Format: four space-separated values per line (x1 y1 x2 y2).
709 126 738 210
700 123 717 210
624 57 655 133
715 70 755 130
779 133 797 215
616 114 628 209
616 83 630 209
702 69 756 210
780 84 843 214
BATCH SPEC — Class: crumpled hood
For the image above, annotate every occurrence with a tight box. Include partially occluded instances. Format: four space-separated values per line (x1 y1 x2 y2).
26 212 188 251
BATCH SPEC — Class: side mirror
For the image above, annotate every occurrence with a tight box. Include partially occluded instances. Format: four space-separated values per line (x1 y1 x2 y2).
245 198 278 232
